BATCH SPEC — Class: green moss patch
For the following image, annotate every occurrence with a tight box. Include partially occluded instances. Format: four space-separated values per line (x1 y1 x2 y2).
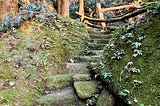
47 74 72 90
0 17 89 105
102 16 160 105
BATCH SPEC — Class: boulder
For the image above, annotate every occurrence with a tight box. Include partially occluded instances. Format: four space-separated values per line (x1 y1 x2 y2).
74 81 98 99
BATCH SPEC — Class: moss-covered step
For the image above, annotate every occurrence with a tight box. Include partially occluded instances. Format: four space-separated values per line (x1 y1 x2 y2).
96 91 115 106
66 63 89 74
89 34 113 39
87 29 109 35
89 39 109 44
36 87 85 106
91 50 104 56
72 74 91 82
88 43 106 50
73 55 102 63
74 81 98 99
47 74 72 90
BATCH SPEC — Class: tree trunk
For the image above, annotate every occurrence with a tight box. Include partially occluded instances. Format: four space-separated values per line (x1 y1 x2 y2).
0 0 18 23
61 0 69 17
56 0 69 17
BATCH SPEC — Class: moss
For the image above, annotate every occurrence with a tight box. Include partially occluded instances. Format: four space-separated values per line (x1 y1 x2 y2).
47 74 72 90
74 81 98 99
0 17 89 105
102 16 160 105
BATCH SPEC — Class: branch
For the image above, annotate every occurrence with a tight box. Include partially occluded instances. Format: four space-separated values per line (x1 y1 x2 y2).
101 4 136 12
76 7 148 23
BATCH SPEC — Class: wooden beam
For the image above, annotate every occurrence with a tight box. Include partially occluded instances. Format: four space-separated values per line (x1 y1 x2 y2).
76 7 148 23
96 3 106 28
101 4 136 12
79 0 84 21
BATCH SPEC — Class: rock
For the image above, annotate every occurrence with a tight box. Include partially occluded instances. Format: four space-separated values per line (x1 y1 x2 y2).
36 87 84 106
74 81 98 99
96 91 115 106
72 74 91 81
47 74 72 90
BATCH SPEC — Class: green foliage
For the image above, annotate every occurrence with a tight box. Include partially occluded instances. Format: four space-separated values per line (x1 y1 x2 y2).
101 16 160 105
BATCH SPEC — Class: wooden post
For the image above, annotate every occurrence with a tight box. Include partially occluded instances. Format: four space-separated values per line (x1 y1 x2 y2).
79 0 84 21
96 3 106 29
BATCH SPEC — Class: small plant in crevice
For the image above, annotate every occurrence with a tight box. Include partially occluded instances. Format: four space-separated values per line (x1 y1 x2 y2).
85 93 100 106
102 71 113 83
86 99 94 106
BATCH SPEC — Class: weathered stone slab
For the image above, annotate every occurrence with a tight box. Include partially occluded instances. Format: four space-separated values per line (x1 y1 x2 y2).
74 81 98 99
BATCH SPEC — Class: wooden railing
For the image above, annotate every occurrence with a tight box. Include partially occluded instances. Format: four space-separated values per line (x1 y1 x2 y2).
76 0 142 29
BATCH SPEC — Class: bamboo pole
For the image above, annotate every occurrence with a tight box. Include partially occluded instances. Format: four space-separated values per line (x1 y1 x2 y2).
96 3 106 28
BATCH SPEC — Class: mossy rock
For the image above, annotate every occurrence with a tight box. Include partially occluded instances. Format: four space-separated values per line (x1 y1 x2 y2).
74 81 98 99
96 91 115 106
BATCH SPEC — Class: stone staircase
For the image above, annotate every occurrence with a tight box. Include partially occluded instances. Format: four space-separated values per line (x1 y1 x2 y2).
35 28 114 106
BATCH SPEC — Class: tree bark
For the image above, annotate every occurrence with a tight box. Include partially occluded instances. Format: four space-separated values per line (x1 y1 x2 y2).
56 0 69 17
0 0 18 23
61 0 69 17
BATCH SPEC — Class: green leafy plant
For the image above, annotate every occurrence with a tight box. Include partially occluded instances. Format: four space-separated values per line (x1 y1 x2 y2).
132 42 142 49
86 99 94 106
111 49 125 60
131 68 141 73
102 71 113 83
132 49 143 57
118 89 130 97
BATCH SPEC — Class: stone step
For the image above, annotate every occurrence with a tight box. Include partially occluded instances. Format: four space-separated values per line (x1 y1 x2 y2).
36 87 85 106
72 74 91 82
90 38 108 44
88 43 106 50
47 74 72 90
88 29 109 35
92 50 104 56
66 63 89 74
73 55 102 62
89 34 112 39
